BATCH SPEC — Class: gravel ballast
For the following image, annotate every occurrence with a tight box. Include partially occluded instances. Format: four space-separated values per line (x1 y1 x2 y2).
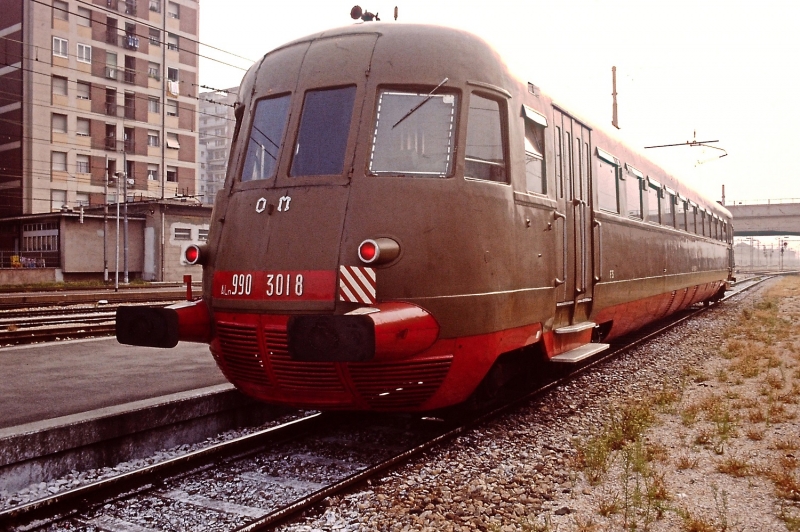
281 277 798 532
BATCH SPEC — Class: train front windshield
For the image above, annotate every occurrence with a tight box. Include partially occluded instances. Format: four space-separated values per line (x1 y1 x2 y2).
369 90 457 178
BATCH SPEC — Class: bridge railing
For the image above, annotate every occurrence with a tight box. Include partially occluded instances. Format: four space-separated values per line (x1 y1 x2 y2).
727 198 800 206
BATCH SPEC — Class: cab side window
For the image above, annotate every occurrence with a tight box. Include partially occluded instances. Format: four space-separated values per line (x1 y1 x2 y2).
522 105 547 194
465 93 507 183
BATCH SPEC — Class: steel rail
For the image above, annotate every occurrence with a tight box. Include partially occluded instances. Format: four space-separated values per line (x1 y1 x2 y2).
0 414 324 529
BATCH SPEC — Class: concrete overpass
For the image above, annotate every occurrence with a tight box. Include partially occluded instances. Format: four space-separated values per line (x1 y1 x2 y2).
726 200 800 236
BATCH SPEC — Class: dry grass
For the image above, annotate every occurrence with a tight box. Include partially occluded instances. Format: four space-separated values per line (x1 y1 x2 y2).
571 276 800 529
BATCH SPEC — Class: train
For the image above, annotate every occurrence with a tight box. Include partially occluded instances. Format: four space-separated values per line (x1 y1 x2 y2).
117 22 733 412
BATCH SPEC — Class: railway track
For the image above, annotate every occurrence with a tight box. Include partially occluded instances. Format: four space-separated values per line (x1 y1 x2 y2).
0 275 771 531
0 301 180 346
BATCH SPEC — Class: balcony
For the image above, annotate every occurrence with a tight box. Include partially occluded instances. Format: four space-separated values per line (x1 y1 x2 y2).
124 69 136 84
124 1 136 16
104 67 118 80
106 0 118 9
123 34 139 51
105 102 117 116
105 30 117 46
124 138 135 153
149 0 161 12
105 136 116 150
124 105 135 120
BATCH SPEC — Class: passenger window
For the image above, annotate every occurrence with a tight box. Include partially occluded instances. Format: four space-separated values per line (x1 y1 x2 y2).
690 206 697 234
624 165 642 219
646 181 661 224
290 86 356 177
241 94 291 181
663 193 674 227
369 89 457 177
465 93 507 183
676 199 686 231
523 108 546 194
596 148 619 213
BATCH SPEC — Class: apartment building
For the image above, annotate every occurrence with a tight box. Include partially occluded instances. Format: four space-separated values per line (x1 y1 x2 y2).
0 0 200 218
198 87 235 205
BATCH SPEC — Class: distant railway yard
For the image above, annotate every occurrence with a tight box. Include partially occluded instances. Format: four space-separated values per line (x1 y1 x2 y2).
2 275 798 531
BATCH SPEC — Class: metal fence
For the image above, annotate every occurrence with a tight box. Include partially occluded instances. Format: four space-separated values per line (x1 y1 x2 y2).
0 251 60 269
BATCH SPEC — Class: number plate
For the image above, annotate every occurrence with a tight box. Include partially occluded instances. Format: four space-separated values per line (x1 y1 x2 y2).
212 271 336 301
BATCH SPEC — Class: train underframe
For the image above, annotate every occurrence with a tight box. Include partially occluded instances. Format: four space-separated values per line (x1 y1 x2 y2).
128 278 726 412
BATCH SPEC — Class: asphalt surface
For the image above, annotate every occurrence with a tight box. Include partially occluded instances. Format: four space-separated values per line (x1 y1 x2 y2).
0 338 226 429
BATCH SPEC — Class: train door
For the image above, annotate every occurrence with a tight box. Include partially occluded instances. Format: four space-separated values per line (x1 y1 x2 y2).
553 107 594 324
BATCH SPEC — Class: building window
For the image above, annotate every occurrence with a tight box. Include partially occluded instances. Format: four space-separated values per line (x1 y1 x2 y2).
106 52 118 79
166 99 178 117
51 190 66 212
198 229 209 241
52 151 67 172
167 67 178 82
77 43 92 64
596 148 620 213
52 113 67 134
148 62 160 80
523 108 547 195
167 33 179 51
76 154 90 174
148 97 160 113
148 130 160 147
149 28 160 45
53 0 68 21
465 93 507 183
166 132 180 149
167 1 179 18
52 37 68 58
77 6 92 26
149 0 161 12
76 81 90 99
52 76 67 96
147 163 159 180
166 166 178 182
174 227 191 240
76 117 90 136
76 193 90 206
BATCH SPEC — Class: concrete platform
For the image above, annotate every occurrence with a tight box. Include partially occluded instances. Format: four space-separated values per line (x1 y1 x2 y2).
0 338 282 492
0 338 225 428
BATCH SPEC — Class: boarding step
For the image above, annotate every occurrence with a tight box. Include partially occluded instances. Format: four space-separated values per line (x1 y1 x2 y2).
549 343 610 364
553 321 596 335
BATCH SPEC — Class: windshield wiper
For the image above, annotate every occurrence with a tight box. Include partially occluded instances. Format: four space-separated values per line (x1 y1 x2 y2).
392 77 449 129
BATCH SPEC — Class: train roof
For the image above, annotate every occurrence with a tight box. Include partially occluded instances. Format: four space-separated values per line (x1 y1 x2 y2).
241 22 730 220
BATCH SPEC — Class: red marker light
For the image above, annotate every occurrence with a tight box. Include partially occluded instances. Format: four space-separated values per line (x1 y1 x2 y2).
185 245 200 265
358 240 378 263
357 238 400 265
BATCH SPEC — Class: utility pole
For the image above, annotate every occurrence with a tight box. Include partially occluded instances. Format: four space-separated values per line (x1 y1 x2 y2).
123 150 129 284
103 155 109 282
611 66 619 129
115 172 120 292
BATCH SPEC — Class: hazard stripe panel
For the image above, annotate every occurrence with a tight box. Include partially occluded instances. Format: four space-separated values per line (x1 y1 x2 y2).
339 266 376 304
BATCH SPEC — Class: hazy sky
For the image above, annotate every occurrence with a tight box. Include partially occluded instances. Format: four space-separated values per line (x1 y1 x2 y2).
198 0 800 207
